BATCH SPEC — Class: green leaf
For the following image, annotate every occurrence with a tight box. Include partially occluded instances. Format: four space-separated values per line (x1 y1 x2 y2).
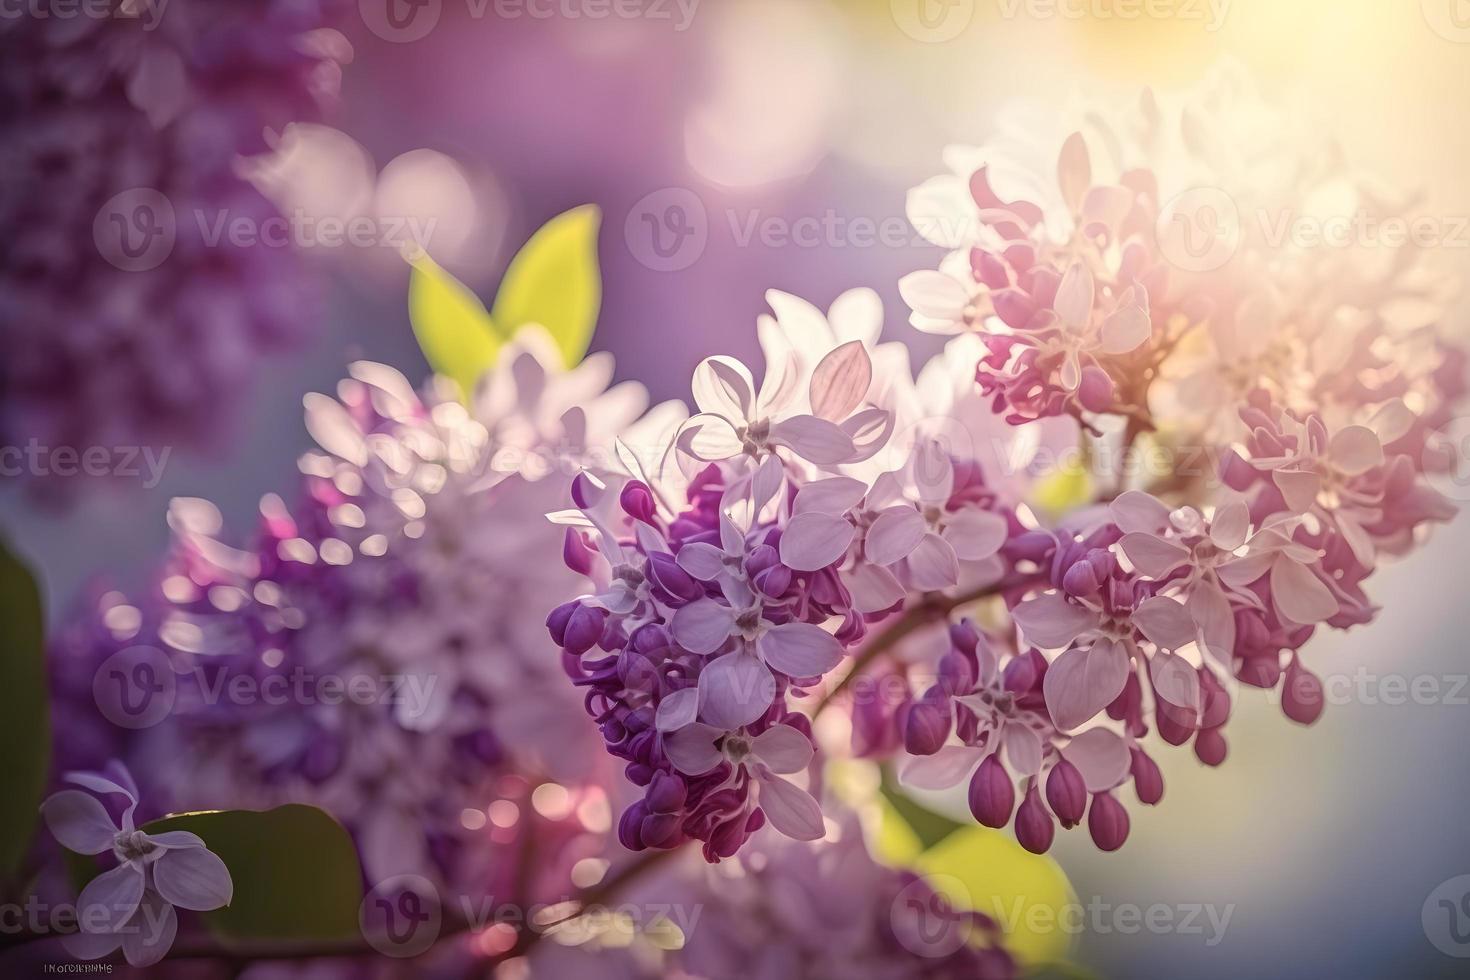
915 827 1075 968
144 805 363 941
879 767 965 852
490 204 602 370
0 538 48 878
408 254 504 402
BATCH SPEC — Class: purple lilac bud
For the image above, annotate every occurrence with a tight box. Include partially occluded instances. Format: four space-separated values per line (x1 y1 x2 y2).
904 688 953 756
646 771 688 813
1194 728 1227 767
1045 759 1087 828
1282 659 1325 725
647 552 703 602
968 755 1015 829
1088 792 1130 851
1130 748 1164 805
1015 785 1055 854
620 481 657 522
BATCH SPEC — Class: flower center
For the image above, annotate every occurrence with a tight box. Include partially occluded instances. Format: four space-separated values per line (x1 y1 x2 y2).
114 830 156 862
722 735 752 764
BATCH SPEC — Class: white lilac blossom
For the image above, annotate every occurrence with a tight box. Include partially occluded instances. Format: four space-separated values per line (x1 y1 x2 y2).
48 331 684 901
0 2 347 494
40 763 232 967
552 81 1464 865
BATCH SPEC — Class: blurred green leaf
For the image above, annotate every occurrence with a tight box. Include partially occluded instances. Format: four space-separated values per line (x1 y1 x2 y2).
490 204 602 370
0 538 48 878
1029 460 1094 521
879 766 965 852
408 254 503 401
144 805 362 941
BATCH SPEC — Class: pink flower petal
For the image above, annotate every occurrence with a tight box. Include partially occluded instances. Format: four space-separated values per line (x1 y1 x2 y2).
793 477 867 516
768 415 856 465
1149 650 1201 712
1100 304 1150 354
1119 533 1190 579
756 774 825 841
751 724 814 774
1187 583 1236 665
1270 557 1339 625
1062 728 1131 792
758 623 843 678
1054 262 1095 328
1209 499 1250 551
942 509 1009 561
691 355 755 420
698 651 777 730
152 845 233 911
1328 424 1384 476
898 270 969 320
681 414 744 462
778 512 855 571
843 564 905 614
898 746 983 791
671 599 735 655
1003 722 1043 776
1132 596 1196 650
865 506 926 566
1110 490 1170 534
904 533 960 591
809 341 872 421
663 723 725 775
1273 469 1322 513
655 687 701 732
675 542 728 581
1011 591 1097 649
1042 638 1131 733
77 862 145 935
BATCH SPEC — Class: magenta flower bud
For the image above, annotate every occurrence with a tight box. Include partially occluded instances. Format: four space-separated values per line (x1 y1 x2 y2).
1077 365 1116 413
1003 649 1042 695
639 811 681 848
754 564 792 598
1194 728 1227 767
571 471 600 509
1045 758 1087 828
647 551 702 602
970 248 1009 289
993 288 1038 329
968 755 1015 829
646 771 687 813
617 802 649 850
558 604 606 655
949 618 981 657
1062 559 1103 597
904 689 953 756
1088 792 1130 851
1015 785 1055 854
1130 748 1164 805
1282 660 1325 725
1155 703 1197 746
1198 667 1231 730
563 528 594 576
938 650 975 695
620 480 656 522
546 601 577 646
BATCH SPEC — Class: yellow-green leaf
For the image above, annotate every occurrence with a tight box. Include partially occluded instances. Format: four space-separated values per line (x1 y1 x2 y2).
144 805 363 941
915 827 1075 968
490 204 602 370
0 538 47 877
1030 460 1094 521
408 255 503 401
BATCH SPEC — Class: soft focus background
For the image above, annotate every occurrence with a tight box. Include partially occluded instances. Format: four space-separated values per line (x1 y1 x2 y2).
6 1 1470 975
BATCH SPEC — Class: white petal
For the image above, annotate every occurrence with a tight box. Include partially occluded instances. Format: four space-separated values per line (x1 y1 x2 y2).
655 687 701 732
691 356 756 420
303 392 368 466
676 542 728 581
699 651 777 730
1273 469 1321 513
152 845 233 911
681 414 744 462
1110 490 1170 534
1099 304 1150 354
1062 728 1131 792
670 599 735 655
898 270 969 320
809 341 872 421
899 746 983 791
1329 424 1384 476
905 175 974 249
793 477 868 516
756 774 825 841
906 438 955 505
1054 262 1095 328
40 790 118 855
904 533 960 591
663 723 725 775
1011 591 1097 649
865 506 927 566
77 863 145 935
758 623 843 678
1368 398 1414 446
1209 499 1250 551
778 512 855 571
751 724 815 774
1270 557 1339 625
942 509 1009 561
1042 638 1131 733
1132 596 1196 650
828 287 884 347
768 415 856 465
1119 533 1190 579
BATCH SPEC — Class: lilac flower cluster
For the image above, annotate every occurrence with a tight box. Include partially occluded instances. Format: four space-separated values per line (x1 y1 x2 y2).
0 1 347 492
